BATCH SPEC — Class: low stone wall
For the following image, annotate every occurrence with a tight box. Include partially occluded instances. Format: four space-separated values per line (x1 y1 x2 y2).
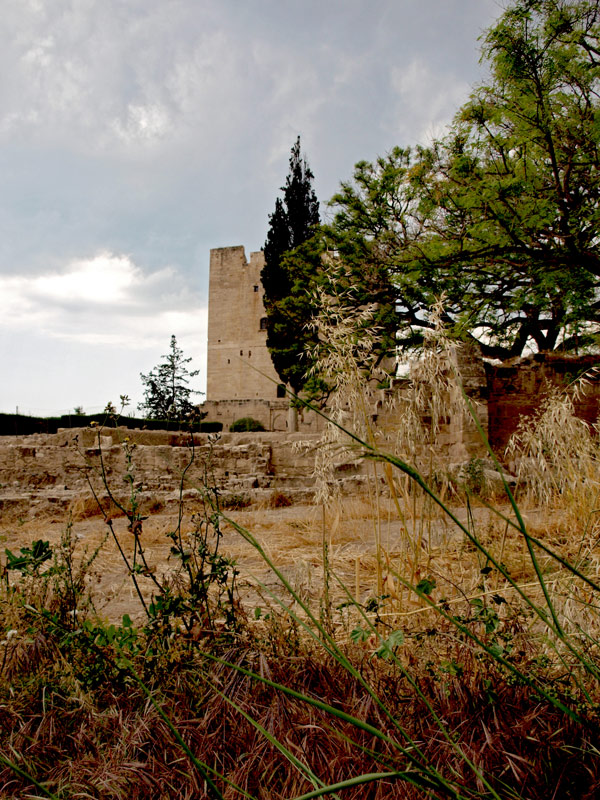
3 352 599 519
0 428 372 515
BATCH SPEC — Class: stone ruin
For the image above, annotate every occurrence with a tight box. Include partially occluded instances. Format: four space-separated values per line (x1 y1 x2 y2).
3 241 598 518
1 346 599 521
0 427 359 520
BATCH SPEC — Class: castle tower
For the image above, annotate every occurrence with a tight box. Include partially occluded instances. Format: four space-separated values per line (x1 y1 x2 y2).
206 246 282 401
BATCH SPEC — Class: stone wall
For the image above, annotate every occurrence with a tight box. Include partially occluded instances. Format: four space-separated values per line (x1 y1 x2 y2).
486 353 600 451
202 399 326 434
0 428 325 505
0 425 374 518
373 347 600 462
370 342 489 467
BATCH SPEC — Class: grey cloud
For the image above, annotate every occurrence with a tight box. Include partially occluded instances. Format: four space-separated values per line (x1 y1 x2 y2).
0 0 502 412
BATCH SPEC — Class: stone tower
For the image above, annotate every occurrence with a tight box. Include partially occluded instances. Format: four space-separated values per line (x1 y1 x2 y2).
206 246 282 401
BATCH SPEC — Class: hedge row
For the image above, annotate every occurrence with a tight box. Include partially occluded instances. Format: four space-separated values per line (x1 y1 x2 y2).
0 413 223 437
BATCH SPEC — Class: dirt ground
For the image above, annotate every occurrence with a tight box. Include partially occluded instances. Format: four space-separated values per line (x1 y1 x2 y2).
1 493 402 624
1 487 545 631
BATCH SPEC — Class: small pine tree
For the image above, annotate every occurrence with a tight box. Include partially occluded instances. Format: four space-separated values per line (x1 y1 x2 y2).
261 137 321 393
138 335 201 420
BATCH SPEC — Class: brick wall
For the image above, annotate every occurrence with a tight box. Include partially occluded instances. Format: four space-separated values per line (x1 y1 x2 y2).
486 353 600 451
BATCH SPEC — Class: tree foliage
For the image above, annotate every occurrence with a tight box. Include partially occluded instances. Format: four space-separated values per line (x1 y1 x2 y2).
330 0 600 360
327 148 419 358
138 336 201 420
261 137 321 393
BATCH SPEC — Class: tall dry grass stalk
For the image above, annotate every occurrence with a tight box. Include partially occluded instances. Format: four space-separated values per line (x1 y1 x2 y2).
306 290 474 615
305 282 398 602
507 376 600 513
389 299 476 584
504 372 600 667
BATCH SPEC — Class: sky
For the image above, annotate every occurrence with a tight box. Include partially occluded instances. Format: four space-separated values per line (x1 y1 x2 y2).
0 0 503 416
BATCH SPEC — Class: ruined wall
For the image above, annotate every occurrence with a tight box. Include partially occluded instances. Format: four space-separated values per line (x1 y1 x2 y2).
370 347 600 463
486 353 600 452
201 398 326 434
206 246 281 402
448 342 489 460
0 425 376 521
0 428 339 511
370 342 489 466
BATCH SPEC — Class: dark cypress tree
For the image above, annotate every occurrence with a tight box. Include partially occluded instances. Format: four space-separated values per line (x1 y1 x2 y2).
262 198 292 299
282 136 320 249
261 137 321 394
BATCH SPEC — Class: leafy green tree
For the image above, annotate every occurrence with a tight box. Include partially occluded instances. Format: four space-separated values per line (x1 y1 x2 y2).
327 147 421 355
138 335 201 420
433 0 600 356
261 137 321 393
330 0 600 359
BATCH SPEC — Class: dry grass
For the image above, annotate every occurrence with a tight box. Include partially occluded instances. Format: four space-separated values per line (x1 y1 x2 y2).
2 465 600 799
0 627 598 799
3 483 598 635
2 315 600 796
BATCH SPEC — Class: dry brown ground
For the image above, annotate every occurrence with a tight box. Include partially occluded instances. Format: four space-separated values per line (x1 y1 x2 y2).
0 495 399 623
1 486 570 636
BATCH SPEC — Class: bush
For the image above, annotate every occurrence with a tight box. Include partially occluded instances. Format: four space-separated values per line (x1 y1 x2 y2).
220 493 252 510
269 491 292 508
229 417 266 432
199 421 223 433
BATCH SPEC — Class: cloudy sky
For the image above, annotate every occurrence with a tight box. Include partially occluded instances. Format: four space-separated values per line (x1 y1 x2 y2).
0 0 502 416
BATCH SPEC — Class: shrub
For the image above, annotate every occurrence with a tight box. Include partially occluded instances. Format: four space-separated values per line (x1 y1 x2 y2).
229 417 265 432
199 420 223 433
220 493 252 510
268 491 292 508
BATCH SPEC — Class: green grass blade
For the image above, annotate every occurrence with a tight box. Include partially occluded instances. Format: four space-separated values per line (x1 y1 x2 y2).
198 669 340 799
290 770 443 799
0 753 62 800
123 660 235 800
369 450 556 630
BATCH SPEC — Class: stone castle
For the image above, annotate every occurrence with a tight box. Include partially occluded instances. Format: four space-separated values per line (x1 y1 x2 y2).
203 246 323 433
206 246 279 402
202 245 600 460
